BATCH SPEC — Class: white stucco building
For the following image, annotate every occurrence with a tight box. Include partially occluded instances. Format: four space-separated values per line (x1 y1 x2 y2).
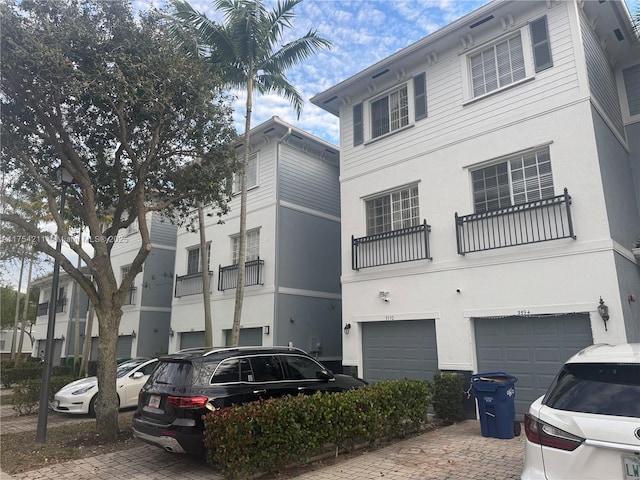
312 0 640 415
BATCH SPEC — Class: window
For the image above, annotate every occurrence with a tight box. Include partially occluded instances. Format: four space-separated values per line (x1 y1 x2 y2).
413 73 428 121
622 64 640 117
233 154 258 192
530 16 552 72
186 243 211 275
365 185 419 235
281 355 325 380
472 146 554 213
231 229 260 265
249 356 284 382
371 85 409 138
121 265 136 304
470 33 525 97
126 218 138 235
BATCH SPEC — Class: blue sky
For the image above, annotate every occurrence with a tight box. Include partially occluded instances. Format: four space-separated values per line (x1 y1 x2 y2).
133 0 638 146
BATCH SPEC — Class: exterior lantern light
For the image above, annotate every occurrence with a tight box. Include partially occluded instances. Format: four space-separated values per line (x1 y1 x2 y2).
597 297 609 331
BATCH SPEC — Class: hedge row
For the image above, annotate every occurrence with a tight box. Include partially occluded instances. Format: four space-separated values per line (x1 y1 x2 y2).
1 361 98 388
203 379 433 479
10 375 76 415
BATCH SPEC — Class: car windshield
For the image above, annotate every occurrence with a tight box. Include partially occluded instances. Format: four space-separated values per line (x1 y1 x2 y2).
543 363 640 418
116 359 148 378
147 360 194 387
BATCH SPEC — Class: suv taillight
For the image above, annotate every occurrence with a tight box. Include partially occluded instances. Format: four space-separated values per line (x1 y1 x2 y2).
524 413 584 451
167 396 209 408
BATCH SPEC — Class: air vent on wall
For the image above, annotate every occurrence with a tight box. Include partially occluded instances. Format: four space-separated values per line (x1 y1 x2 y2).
322 95 338 104
614 28 624 41
469 15 494 29
371 68 390 79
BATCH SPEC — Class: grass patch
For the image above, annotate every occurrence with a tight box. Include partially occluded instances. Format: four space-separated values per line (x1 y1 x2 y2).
0 413 136 474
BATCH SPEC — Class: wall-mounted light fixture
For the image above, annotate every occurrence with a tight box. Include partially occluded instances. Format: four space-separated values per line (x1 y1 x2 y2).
169 328 174 337
379 291 390 303
343 323 351 334
131 330 137 339
60 335 65 341
263 325 270 335
597 297 609 331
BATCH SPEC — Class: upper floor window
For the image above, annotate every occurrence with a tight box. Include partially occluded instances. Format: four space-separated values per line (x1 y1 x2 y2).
365 185 419 235
471 146 554 213
233 154 258 193
470 34 525 97
231 229 260 265
465 16 551 101
353 72 428 146
186 243 211 275
126 218 138 235
371 85 409 138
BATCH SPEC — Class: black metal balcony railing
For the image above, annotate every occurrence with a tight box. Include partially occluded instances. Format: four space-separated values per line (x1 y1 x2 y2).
123 286 137 305
174 271 214 298
218 258 265 291
352 220 432 270
455 188 575 255
36 297 67 316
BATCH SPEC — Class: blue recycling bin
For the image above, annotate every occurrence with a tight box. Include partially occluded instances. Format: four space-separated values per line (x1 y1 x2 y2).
471 372 518 439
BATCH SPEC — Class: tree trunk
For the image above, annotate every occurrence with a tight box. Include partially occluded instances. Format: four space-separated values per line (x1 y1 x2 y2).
16 256 33 364
72 232 82 374
197 202 213 347
231 73 253 347
79 302 95 378
94 305 121 439
11 256 25 360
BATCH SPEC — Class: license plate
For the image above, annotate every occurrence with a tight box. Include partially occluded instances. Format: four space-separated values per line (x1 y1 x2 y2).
148 395 161 409
623 455 640 479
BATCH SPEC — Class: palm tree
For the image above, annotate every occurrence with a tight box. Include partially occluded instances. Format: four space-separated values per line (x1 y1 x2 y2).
171 0 331 346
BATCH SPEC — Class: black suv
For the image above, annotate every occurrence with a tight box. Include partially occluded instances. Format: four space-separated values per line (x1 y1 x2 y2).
132 346 366 454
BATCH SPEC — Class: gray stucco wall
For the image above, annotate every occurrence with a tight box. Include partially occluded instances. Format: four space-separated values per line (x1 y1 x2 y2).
614 253 640 343
593 106 640 250
626 121 640 222
141 248 175 308
275 293 342 361
137 310 171 357
277 207 341 294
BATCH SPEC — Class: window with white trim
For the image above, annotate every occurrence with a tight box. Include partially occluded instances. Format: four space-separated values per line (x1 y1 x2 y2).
233 154 258 193
353 72 428 145
471 146 554 213
231 229 260 265
186 243 211 275
470 33 525 97
365 185 419 235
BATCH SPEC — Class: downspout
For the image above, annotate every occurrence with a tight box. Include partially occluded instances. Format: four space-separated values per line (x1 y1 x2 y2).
273 126 292 346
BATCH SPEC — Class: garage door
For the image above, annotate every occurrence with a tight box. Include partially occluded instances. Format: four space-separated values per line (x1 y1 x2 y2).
362 320 438 382
474 314 592 417
224 327 263 347
180 331 205 350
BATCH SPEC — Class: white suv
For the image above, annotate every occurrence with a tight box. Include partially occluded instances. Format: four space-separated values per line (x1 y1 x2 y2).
521 343 640 480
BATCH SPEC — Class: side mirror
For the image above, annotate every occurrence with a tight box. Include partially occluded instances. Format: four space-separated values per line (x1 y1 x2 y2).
131 372 144 379
316 370 334 381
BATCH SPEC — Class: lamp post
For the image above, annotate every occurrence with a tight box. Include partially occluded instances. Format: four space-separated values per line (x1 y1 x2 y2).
36 166 73 443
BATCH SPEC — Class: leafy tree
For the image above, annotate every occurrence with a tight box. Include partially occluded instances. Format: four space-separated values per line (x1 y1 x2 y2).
1 0 237 439
170 0 331 345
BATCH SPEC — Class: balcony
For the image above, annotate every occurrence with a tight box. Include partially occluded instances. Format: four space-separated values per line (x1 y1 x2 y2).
218 258 265 291
174 271 214 298
455 188 575 255
36 297 67 316
351 220 432 270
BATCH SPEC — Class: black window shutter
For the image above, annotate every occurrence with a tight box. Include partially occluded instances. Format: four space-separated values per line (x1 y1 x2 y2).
530 16 553 72
413 73 427 121
353 103 363 146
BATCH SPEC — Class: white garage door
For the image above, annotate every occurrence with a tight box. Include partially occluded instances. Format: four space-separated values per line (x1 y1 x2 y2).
362 319 438 383
474 314 592 417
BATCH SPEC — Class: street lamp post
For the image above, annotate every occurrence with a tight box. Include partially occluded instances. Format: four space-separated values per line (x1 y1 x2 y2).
36 166 73 443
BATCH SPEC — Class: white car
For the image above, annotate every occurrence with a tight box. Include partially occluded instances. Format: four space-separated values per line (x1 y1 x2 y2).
521 343 640 480
53 357 158 416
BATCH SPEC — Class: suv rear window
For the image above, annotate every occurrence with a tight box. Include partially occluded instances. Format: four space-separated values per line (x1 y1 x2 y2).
543 363 640 418
148 360 194 388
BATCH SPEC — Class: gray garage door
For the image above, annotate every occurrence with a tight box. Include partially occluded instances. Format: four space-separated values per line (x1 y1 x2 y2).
474 314 592 417
362 320 438 383
224 327 263 347
180 331 205 350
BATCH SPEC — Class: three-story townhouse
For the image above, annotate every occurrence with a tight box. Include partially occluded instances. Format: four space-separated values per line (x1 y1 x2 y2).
169 117 343 371
312 0 640 415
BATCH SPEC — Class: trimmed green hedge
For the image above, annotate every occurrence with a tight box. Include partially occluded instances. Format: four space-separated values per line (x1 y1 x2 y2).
1 361 74 388
203 379 432 479
432 371 466 424
10 375 75 415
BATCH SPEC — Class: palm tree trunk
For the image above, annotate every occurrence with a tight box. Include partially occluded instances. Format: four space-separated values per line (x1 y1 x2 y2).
231 72 254 347
16 255 33 364
197 202 213 347
79 302 95 377
10 256 25 360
